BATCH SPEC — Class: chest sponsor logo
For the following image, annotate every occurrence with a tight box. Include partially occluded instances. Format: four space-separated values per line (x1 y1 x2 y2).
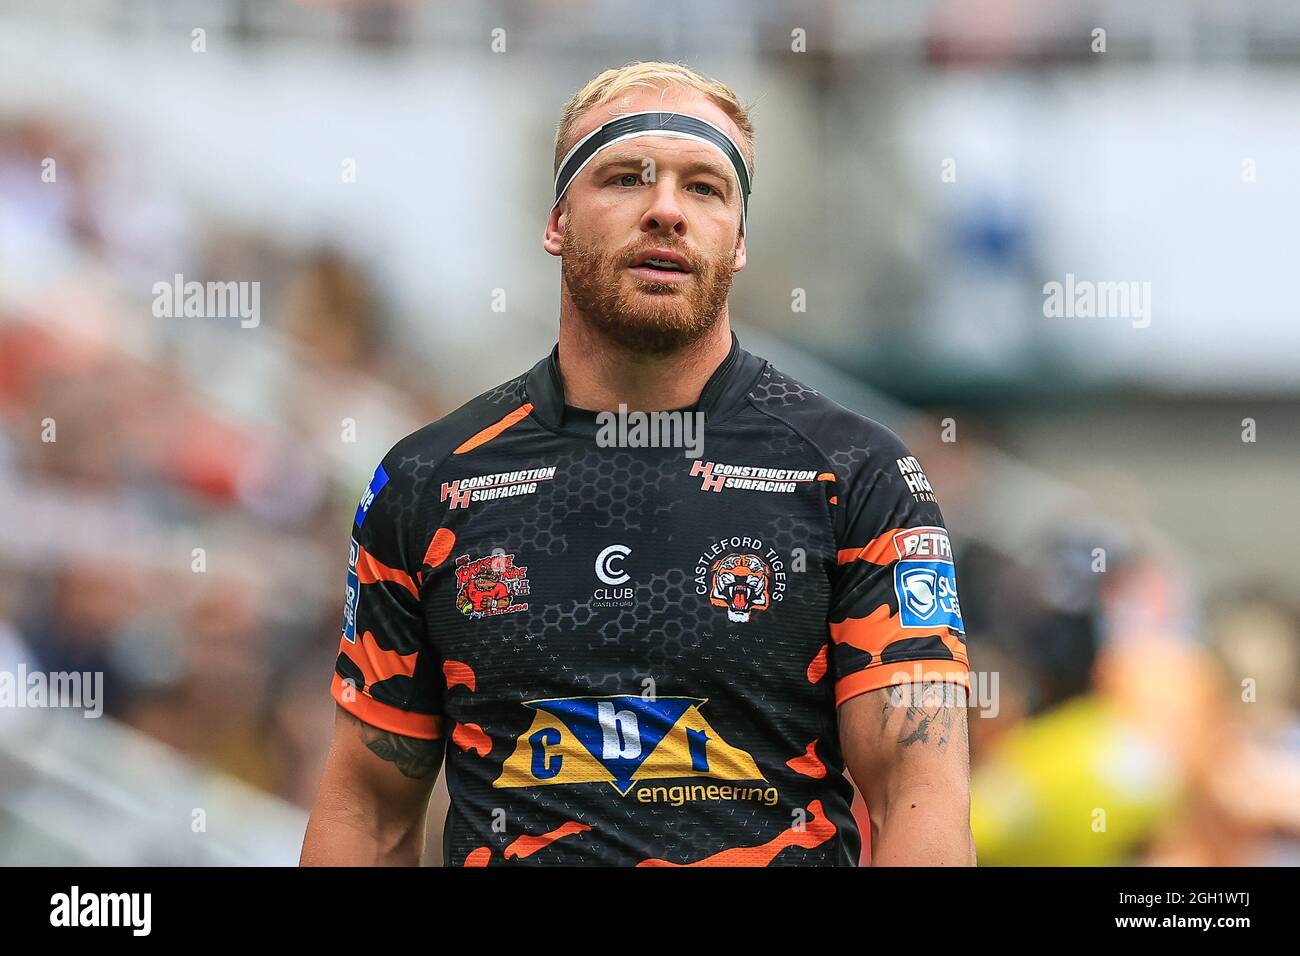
689 459 820 494
494 695 764 796
440 466 556 511
454 552 530 618
695 536 787 623
593 543 634 608
892 526 963 632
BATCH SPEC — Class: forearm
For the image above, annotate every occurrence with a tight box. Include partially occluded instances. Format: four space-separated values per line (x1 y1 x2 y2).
301 781 429 866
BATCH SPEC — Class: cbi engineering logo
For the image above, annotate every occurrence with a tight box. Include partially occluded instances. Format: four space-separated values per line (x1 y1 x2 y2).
494 695 765 797
892 526 964 633
454 552 530 618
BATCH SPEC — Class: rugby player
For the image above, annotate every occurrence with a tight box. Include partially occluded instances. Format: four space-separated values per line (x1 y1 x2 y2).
302 62 975 866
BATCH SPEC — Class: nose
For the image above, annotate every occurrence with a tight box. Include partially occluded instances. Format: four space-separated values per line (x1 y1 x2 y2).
639 177 687 236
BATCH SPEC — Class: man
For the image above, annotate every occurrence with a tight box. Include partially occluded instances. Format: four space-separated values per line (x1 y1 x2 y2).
302 62 975 866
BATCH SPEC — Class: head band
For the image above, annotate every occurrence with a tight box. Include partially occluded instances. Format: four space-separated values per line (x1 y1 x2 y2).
552 110 751 233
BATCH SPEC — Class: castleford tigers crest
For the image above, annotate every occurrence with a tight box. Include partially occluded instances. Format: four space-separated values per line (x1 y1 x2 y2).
709 552 772 622
694 535 787 623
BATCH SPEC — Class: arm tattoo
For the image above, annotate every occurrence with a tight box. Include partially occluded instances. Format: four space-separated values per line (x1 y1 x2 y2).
346 711 444 780
885 680 967 753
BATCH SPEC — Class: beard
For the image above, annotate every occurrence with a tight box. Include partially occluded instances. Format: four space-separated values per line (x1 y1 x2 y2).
560 229 736 355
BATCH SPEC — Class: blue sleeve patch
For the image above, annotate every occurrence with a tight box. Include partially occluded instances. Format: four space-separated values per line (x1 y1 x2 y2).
342 538 360 643
894 560 964 633
354 462 390 528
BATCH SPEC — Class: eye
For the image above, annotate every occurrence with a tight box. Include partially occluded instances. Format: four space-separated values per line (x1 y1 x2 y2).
688 182 719 197
615 173 641 187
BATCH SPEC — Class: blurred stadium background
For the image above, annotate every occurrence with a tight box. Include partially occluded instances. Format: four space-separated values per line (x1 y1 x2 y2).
1 0 1297 866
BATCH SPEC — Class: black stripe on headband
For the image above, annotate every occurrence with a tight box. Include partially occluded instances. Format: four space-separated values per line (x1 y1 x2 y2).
553 111 751 224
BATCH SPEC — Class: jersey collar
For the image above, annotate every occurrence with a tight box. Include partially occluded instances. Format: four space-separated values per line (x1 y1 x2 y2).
524 330 767 435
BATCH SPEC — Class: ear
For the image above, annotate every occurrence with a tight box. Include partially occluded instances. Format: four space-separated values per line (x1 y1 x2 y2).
543 202 565 257
732 227 747 272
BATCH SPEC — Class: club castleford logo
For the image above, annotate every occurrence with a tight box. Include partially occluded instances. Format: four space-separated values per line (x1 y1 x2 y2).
595 544 631 585
494 695 766 801
694 536 787 622
454 552 530 618
592 544 635 608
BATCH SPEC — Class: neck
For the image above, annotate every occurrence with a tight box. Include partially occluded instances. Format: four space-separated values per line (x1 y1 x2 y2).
556 304 734 412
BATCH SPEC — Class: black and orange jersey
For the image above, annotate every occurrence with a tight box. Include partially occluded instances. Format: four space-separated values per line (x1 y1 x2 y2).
333 333 969 866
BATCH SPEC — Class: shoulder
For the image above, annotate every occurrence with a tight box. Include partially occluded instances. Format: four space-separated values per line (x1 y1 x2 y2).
744 362 917 486
379 371 533 487
355 370 532 535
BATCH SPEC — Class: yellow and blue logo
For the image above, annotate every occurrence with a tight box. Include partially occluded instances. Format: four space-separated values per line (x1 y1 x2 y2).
494 695 763 795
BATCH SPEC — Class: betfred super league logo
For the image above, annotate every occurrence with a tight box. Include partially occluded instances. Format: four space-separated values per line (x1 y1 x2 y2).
454 552 530 618
890 527 963 633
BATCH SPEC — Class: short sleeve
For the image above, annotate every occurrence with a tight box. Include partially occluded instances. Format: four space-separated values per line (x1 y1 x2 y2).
331 454 446 739
828 430 969 707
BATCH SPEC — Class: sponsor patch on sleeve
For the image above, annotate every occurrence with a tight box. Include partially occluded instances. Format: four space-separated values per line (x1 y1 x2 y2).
892 527 964 632
895 455 937 503
342 537 360 643
354 462 390 528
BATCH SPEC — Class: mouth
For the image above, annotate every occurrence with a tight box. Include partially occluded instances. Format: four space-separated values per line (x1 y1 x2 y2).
628 248 693 281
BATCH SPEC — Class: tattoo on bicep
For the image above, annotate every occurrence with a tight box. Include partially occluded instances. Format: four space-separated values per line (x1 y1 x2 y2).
345 711 444 779
887 681 966 752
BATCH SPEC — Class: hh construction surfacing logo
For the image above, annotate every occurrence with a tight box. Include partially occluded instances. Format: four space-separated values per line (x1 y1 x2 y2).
689 459 823 494
494 695 768 801
440 466 556 510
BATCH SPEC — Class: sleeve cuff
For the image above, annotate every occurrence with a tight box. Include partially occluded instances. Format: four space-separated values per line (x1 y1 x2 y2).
331 673 445 740
834 659 971 707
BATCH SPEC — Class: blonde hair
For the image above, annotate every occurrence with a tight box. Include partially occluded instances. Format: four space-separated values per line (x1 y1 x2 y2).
554 61 755 178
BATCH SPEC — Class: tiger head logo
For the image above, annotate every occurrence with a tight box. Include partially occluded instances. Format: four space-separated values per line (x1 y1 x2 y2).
709 552 772 622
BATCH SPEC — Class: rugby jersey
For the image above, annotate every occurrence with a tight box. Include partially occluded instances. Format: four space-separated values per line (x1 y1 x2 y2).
333 333 968 866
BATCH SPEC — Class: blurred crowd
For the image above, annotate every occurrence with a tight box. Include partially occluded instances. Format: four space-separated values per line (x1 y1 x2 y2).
2 113 1298 866
0 116 448 810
